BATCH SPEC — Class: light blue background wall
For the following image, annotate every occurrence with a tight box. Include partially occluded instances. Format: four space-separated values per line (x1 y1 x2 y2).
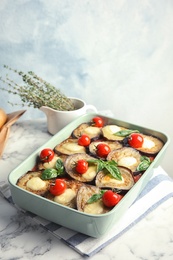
0 0 173 175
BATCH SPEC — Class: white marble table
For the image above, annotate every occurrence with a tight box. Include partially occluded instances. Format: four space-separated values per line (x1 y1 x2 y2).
0 119 173 260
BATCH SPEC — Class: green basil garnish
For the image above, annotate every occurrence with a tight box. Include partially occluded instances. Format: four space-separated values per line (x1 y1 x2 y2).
55 159 64 176
41 159 64 179
114 129 139 137
104 161 122 180
41 168 58 180
88 159 122 180
137 156 151 171
87 190 106 204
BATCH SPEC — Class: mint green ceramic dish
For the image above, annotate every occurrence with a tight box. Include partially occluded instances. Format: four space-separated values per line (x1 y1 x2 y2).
8 113 170 238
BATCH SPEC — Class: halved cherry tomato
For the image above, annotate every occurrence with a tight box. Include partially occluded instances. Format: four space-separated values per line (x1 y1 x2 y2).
128 133 144 148
49 179 67 196
92 117 104 127
78 134 91 146
96 143 111 158
40 148 55 162
102 190 123 207
75 159 88 174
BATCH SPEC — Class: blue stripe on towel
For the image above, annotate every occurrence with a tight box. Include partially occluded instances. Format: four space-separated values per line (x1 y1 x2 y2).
45 222 62 231
62 175 173 255
133 174 173 203
1 168 173 257
66 232 89 246
77 192 173 257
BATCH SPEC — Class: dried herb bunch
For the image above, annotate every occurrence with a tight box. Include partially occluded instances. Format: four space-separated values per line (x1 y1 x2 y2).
0 65 75 111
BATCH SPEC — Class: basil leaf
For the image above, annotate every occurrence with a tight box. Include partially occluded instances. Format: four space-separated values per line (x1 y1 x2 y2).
87 190 106 204
41 168 58 180
104 163 122 180
137 156 151 171
88 159 105 172
55 159 64 176
88 159 122 180
97 160 105 172
114 129 139 137
140 156 150 163
137 161 150 171
106 160 118 167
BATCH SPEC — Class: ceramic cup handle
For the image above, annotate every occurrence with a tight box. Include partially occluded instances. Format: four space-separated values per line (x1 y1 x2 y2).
85 104 98 113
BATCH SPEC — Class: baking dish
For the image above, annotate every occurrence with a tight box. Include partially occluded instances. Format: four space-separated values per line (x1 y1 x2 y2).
8 113 170 238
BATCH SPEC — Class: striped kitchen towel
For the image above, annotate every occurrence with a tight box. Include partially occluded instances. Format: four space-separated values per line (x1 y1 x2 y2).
1 166 173 257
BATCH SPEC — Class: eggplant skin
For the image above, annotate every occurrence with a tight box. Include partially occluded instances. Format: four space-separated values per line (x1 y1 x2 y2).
37 154 67 170
107 147 141 172
76 184 110 214
72 123 102 139
89 140 123 157
54 138 86 155
102 125 128 141
95 166 134 190
64 153 97 182
45 179 83 209
17 171 50 196
134 134 164 155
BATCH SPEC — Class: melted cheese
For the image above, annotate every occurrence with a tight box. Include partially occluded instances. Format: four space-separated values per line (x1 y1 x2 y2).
142 138 155 149
84 200 105 214
82 165 97 180
103 175 125 184
118 156 137 167
26 177 46 190
108 125 121 133
63 143 85 153
43 156 59 169
84 127 100 135
54 188 76 204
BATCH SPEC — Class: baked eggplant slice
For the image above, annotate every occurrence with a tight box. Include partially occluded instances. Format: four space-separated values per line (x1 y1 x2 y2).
37 154 67 170
17 171 50 196
102 125 128 141
46 179 83 208
54 138 86 155
89 140 122 157
72 123 102 139
77 184 110 214
133 134 164 155
64 153 98 182
107 147 141 172
95 166 134 190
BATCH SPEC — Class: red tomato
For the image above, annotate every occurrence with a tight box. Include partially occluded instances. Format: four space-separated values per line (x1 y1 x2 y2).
133 174 142 183
75 159 88 174
128 133 144 148
49 179 67 196
40 148 55 162
92 117 104 127
149 156 155 162
96 143 111 158
102 190 123 207
78 134 91 146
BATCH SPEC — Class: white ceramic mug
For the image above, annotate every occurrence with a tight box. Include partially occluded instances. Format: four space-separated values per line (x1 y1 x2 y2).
40 97 97 135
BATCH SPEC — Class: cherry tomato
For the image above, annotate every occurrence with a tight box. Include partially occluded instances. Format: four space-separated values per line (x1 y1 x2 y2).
102 190 123 207
75 159 88 174
92 117 104 127
78 134 91 146
149 156 155 162
133 174 142 183
40 148 55 162
49 179 67 196
96 143 111 158
128 133 144 148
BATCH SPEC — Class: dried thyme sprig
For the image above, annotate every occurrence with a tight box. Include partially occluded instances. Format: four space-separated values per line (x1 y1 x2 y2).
0 65 75 111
